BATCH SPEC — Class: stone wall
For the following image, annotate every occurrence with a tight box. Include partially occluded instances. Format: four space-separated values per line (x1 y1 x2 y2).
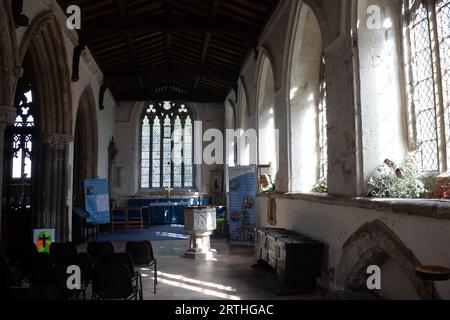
227 0 450 300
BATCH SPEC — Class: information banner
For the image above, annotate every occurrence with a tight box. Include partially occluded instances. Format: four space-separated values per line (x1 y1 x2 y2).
84 179 111 225
227 166 257 245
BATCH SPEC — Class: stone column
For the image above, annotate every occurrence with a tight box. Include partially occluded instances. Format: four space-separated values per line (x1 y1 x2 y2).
325 34 363 196
0 106 17 249
33 133 71 242
274 92 289 192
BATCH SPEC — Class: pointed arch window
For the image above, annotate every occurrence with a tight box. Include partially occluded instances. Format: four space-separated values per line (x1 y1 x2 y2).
9 77 36 180
404 0 450 172
140 102 194 189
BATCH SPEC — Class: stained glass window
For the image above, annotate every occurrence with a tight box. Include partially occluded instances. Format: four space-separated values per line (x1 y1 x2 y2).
141 102 194 189
318 56 327 181
11 79 35 180
405 0 450 172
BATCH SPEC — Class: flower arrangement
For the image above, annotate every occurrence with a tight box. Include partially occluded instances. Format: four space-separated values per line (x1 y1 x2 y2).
312 178 328 194
260 173 276 193
367 158 429 199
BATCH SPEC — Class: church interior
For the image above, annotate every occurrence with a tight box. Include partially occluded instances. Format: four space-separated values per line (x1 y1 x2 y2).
1 0 450 301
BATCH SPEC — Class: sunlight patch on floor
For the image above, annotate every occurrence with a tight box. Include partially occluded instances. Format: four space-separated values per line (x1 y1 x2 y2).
155 232 189 239
153 277 241 300
156 271 237 292
140 270 241 300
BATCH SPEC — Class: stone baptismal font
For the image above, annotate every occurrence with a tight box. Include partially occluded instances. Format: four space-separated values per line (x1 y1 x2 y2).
184 207 217 260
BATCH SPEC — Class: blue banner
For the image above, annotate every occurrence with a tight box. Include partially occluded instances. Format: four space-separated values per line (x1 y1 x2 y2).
228 166 257 245
84 179 110 225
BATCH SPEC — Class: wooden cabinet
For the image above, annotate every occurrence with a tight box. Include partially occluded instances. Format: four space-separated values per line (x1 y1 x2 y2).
255 228 324 293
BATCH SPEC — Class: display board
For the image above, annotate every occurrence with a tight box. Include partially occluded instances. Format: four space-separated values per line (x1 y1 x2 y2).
33 229 55 253
84 179 111 224
227 166 257 245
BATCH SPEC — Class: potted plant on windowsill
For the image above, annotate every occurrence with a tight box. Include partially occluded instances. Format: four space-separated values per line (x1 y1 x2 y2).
367 158 429 199
260 173 276 193
312 178 328 194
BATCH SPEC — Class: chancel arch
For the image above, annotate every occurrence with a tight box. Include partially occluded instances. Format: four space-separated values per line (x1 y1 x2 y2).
73 86 98 207
288 3 324 192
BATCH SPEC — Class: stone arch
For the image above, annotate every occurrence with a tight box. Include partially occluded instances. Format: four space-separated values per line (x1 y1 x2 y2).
19 11 72 135
225 99 237 131
335 220 433 300
18 12 73 241
355 0 408 187
302 0 330 46
225 99 237 167
287 2 324 193
73 86 99 207
256 50 277 173
0 1 19 108
238 76 250 122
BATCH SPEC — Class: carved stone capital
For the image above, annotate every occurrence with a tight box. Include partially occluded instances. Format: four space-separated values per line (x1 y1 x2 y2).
0 105 17 126
39 133 72 147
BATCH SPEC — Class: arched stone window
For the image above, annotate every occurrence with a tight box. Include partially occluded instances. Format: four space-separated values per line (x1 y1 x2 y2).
8 73 36 181
140 101 194 189
356 0 408 188
238 81 251 166
257 55 278 174
404 0 450 172
225 100 237 167
288 3 324 192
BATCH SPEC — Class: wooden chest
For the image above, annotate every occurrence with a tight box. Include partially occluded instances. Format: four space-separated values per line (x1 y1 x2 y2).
255 228 324 293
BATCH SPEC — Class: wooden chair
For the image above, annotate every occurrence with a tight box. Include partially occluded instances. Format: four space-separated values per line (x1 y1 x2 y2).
111 208 128 231
126 207 144 230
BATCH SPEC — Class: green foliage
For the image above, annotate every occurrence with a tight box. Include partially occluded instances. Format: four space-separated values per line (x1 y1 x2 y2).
261 173 276 193
312 178 328 194
215 218 226 236
367 159 429 199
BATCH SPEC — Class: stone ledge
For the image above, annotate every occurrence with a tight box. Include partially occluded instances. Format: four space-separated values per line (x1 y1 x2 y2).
256 192 450 221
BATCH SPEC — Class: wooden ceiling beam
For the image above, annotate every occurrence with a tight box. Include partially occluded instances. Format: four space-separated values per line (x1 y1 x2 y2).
80 13 258 45
104 63 237 83
165 0 173 62
116 91 224 103
194 0 220 90
115 0 145 91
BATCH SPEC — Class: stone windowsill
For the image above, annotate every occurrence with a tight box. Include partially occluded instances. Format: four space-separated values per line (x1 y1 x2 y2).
256 192 450 220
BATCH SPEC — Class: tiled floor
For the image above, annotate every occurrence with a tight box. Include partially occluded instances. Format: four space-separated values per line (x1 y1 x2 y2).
80 238 375 300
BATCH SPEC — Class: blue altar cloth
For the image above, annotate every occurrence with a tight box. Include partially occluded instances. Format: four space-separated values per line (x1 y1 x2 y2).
127 197 213 225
